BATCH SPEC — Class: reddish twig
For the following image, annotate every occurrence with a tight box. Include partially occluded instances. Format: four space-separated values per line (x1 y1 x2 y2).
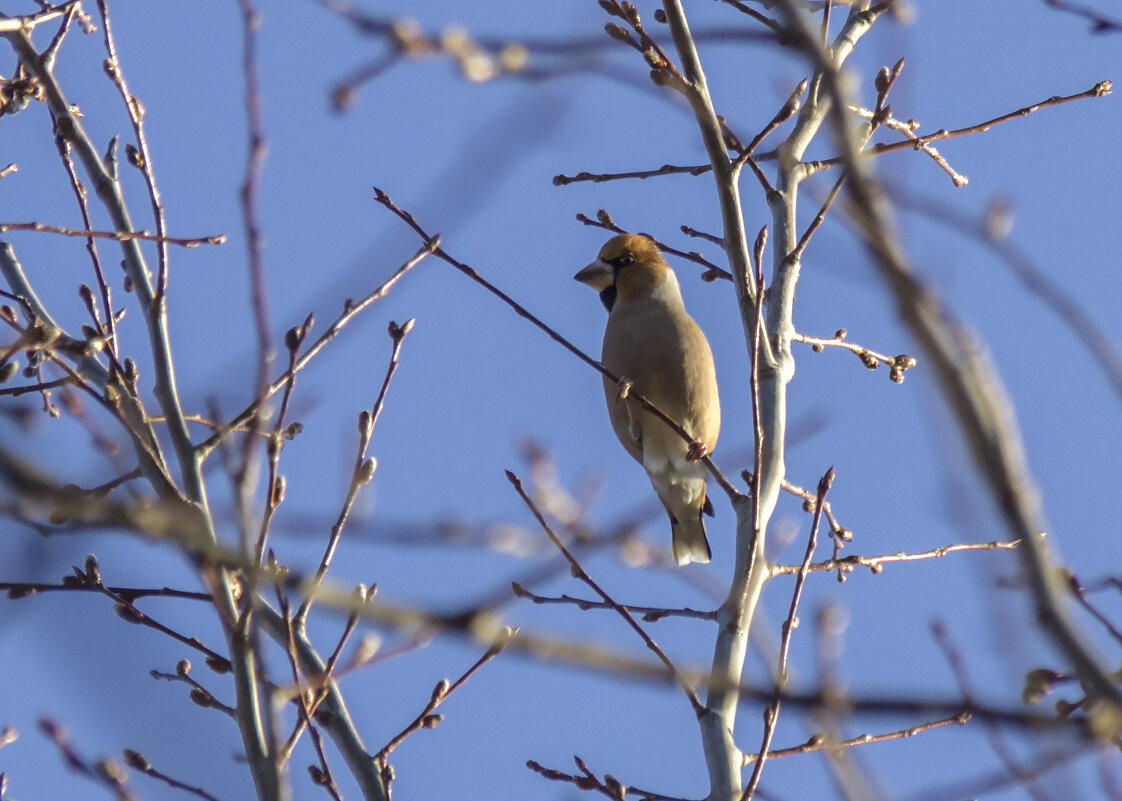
527 755 692 801
123 749 225 801
512 581 717 621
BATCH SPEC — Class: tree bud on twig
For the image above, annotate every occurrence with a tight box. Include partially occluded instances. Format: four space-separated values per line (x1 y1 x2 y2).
84 554 101 585
388 317 414 341
604 23 631 43
356 457 377 484
284 326 302 353
621 2 641 27
598 0 622 18
271 474 286 506
96 758 126 786
605 774 626 800
114 602 143 623
123 749 149 771
125 143 144 169
875 66 891 95
205 655 232 674
308 765 328 785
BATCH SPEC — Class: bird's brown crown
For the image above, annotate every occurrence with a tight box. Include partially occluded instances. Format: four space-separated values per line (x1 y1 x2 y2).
598 234 674 301
597 233 664 268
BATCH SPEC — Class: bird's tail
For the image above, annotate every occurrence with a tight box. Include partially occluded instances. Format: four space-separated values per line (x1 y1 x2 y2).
671 514 712 566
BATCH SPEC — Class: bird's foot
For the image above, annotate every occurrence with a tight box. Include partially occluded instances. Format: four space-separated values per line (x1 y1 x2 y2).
615 378 633 401
686 440 709 462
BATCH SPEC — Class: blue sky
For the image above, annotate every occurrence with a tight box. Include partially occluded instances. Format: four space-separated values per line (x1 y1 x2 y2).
1 1 1120 799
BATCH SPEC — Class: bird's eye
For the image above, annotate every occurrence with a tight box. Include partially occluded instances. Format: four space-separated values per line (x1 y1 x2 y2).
613 253 635 268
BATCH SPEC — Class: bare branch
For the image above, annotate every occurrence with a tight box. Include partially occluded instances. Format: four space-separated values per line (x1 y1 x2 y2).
805 82 1113 175
770 537 1023 576
508 470 705 715
0 221 224 247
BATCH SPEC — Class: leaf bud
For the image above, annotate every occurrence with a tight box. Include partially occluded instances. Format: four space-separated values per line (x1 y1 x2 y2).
356 457 377 484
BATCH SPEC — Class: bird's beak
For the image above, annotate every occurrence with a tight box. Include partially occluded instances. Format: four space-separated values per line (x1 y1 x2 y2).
574 259 613 290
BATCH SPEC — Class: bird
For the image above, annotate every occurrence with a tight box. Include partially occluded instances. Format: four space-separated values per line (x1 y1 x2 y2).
574 233 720 565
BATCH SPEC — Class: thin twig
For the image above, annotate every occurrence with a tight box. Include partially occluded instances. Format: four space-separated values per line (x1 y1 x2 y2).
511 582 717 621
742 710 971 764
232 0 275 559
804 81 1113 174
742 467 833 801
770 537 1022 576
790 171 846 262
296 319 413 625
554 161 717 186
0 222 224 247
1066 572 1122 648
52 127 122 361
196 240 436 459
793 329 916 382
527 757 692 801
38 718 138 801
376 629 516 762
507 471 705 715
850 104 967 186
123 749 226 801
275 589 345 801
250 319 306 564
95 0 173 301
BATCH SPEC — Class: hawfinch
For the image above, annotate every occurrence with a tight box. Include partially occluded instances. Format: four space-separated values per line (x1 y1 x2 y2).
575 234 720 565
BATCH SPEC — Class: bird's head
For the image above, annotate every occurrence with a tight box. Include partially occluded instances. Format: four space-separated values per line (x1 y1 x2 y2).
574 234 676 309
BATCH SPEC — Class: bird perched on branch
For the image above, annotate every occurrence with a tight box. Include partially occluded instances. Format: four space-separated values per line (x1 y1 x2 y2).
575 233 720 565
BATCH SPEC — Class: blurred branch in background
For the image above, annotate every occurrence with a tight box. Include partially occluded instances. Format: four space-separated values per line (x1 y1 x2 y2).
311 0 773 110
1042 0 1122 33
